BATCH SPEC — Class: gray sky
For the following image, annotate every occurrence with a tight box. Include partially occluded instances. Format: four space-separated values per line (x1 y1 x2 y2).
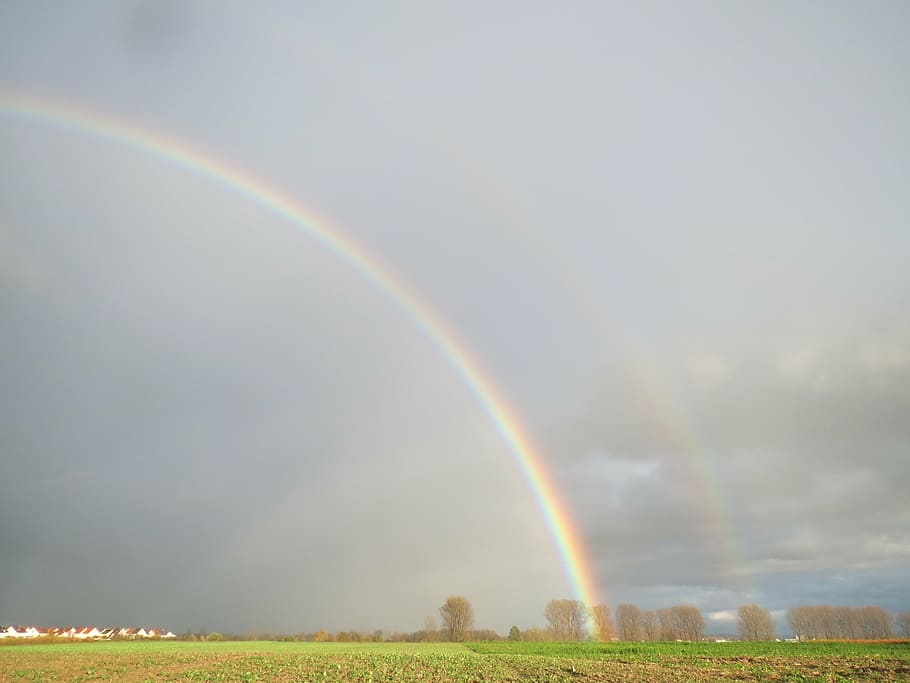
1 1 908 635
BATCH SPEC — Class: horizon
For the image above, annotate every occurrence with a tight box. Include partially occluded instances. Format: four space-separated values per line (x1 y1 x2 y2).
1 598 904 641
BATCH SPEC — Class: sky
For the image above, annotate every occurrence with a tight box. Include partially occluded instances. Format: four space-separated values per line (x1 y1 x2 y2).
1 1 908 636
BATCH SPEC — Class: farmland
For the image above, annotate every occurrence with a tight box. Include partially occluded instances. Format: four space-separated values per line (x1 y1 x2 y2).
2 640 909 682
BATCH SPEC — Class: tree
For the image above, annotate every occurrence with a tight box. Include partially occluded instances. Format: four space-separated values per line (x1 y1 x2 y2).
508 626 521 641
669 606 705 642
897 611 910 638
616 603 643 641
787 606 811 641
860 606 893 640
589 604 614 641
521 627 550 641
544 599 588 641
816 605 836 639
641 610 659 641
737 604 776 641
787 604 894 641
439 596 474 642
658 608 678 641
422 615 438 643
838 606 862 639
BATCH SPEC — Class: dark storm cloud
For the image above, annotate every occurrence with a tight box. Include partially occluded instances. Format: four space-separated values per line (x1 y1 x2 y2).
555 321 910 615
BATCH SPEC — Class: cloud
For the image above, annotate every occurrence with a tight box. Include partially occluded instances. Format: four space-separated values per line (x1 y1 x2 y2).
552 317 910 613
708 610 737 623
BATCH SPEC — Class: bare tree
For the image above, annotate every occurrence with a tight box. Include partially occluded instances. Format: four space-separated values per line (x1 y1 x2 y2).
842 606 864 639
669 606 705 642
897 611 910 638
894 612 910 638
816 605 836 639
544 599 587 641
787 605 894 641
787 606 811 641
422 615 438 642
615 603 643 641
439 596 474 642
658 608 678 641
737 604 776 641
860 606 893 640
589 604 614 642
641 611 659 641
521 627 550 641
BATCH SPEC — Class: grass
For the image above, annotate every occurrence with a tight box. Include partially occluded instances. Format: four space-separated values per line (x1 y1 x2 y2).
1 639 908 682
468 639 910 658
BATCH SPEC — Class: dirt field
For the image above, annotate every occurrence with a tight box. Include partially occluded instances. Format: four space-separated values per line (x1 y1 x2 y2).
2 640 909 682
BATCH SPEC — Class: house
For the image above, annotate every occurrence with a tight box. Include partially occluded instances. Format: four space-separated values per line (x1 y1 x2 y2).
0 624 177 641
74 626 101 640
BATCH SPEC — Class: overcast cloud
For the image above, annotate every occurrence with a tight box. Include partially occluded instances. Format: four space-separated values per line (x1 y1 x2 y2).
1 1 908 635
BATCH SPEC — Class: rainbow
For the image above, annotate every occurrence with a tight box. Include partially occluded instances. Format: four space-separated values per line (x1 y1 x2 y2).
630 358 749 590
0 88 602 611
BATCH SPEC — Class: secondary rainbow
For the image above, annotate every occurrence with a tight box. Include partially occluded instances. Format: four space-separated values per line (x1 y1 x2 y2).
0 88 601 610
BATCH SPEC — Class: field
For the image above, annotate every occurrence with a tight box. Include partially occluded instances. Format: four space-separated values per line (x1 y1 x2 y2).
2 640 909 683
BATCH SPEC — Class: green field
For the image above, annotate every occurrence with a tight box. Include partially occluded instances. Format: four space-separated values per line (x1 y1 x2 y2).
2 640 908 682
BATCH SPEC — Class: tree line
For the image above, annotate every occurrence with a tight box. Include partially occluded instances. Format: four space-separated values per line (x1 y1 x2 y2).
787 605 900 641
164 600 910 643
437 597 910 643
436 597 716 642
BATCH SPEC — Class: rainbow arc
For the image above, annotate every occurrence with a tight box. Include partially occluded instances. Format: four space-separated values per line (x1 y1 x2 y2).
0 88 602 611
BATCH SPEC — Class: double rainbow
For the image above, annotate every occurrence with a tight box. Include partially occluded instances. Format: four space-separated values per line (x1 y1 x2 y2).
0 89 601 610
